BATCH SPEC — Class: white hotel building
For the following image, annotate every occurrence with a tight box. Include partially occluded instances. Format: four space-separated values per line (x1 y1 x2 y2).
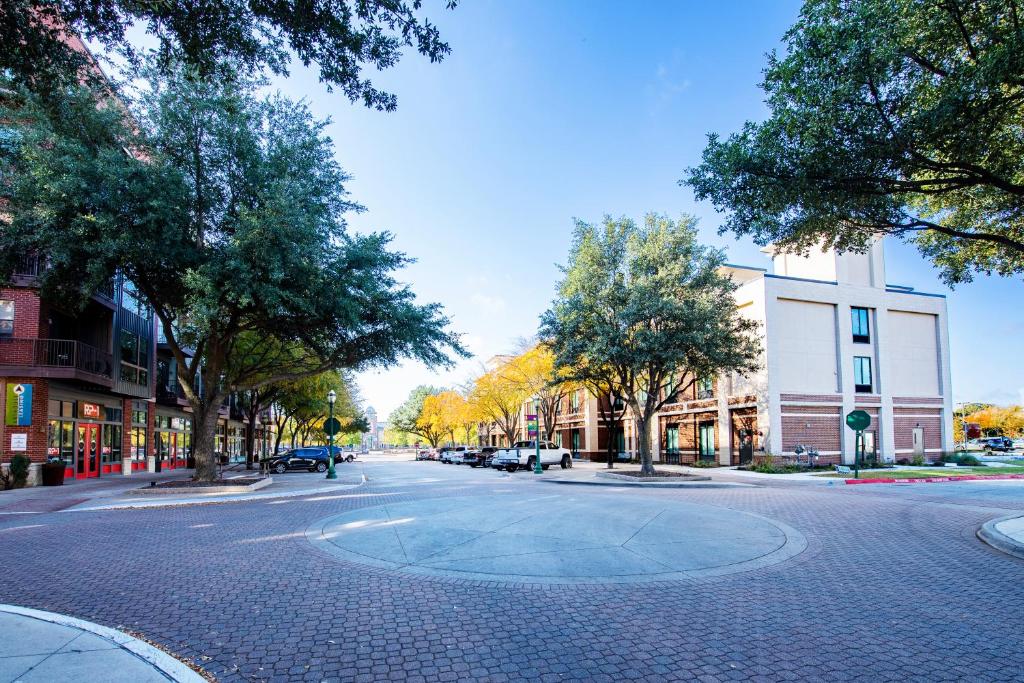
547 240 954 466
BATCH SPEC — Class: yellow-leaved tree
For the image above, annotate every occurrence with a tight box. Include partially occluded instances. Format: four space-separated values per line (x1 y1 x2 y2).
470 361 530 447
505 344 576 443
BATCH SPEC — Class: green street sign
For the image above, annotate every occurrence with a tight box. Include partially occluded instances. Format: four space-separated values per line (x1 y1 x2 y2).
323 417 342 436
845 410 870 431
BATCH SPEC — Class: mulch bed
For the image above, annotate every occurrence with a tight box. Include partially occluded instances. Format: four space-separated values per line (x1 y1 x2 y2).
150 478 266 489
603 470 697 479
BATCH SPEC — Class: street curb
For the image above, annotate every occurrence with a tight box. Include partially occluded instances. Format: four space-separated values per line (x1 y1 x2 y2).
542 478 746 489
0 604 205 682
68 472 367 511
978 514 1024 561
843 474 1024 485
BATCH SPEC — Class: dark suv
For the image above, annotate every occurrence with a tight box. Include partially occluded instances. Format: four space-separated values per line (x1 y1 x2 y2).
267 447 353 473
982 436 1013 452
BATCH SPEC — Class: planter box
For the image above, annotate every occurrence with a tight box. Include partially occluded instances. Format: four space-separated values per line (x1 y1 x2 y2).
128 477 273 495
41 463 66 486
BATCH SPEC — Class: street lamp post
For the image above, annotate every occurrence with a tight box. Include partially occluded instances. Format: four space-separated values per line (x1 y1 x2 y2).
326 390 338 480
533 398 542 475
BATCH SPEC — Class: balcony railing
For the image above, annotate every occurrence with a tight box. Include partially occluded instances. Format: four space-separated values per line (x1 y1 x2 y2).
0 337 114 379
13 254 44 278
11 254 116 301
157 381 187 403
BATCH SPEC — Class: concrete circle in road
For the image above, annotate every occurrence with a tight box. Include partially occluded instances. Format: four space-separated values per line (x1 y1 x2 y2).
307 493 806 584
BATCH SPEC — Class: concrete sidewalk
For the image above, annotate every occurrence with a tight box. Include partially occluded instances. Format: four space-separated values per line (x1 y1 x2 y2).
0 605 204 682
0 467 364 514
978 513 1024 560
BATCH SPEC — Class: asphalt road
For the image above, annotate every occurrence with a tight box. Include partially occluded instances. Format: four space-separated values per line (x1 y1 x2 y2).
1 456 1022 682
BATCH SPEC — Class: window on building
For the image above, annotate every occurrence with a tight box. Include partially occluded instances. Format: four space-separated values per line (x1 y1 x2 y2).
120 330 149 386
121 280 150 319
851 307 870 344
102 425 122 465
0 299 13 335
613 427 626 453
665 426 679 453
569 391 580 412
697 376 713 399
854 356 873 393
131 401 148 460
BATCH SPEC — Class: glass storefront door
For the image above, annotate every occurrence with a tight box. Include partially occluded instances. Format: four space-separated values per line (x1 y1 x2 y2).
77 424 100 478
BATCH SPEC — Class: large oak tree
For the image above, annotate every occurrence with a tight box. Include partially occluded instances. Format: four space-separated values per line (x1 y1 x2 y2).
0 68 464 481
686 0 1024 284
1 0 456 109
541 214 760 475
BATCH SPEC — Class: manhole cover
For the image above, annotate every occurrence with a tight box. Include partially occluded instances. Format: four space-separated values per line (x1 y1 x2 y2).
307 493 806 584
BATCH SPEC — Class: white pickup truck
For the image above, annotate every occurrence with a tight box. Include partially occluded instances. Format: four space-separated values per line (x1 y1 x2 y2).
491 440 572 472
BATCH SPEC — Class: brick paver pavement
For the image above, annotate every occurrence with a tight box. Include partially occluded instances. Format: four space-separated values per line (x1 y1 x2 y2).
1 461 1022 682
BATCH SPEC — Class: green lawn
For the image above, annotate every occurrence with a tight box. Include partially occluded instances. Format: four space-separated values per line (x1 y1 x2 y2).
815 466 1024 479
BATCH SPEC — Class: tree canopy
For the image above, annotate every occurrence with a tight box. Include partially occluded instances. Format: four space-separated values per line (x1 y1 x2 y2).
1 0 456 109
0 66 464 479
540 214 761 474
390 385 444 445
685 0 1024 285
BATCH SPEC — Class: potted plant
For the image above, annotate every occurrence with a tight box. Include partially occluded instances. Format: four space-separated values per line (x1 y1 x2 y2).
41 456 66 486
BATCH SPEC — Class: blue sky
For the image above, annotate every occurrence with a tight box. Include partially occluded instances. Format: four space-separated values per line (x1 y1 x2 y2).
190 1 1024 417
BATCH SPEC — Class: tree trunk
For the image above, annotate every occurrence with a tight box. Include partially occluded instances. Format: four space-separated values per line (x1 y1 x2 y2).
244 394 259 470
192 402 222 482
636 413 655 475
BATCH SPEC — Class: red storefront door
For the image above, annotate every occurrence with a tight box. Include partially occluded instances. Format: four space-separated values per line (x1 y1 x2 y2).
77 424 100 478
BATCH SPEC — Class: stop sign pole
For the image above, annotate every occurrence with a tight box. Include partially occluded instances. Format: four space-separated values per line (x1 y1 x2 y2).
845 410 871 479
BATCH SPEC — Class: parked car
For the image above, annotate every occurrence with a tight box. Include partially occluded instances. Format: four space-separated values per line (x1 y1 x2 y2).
456 449 483 465
465 447 498 468
439 447 463 463
962 439 985 452
415 449 438 461
1013 438 1024 450
491 441 572 472
266 446 351 474
446 446 469 464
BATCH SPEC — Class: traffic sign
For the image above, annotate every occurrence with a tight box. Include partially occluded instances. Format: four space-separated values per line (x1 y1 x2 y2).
322 417 342 436
845 410 870 431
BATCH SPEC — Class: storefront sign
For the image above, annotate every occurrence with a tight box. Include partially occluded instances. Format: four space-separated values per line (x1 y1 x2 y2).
5 383 33 426
10 433 27 451
79 402 102 420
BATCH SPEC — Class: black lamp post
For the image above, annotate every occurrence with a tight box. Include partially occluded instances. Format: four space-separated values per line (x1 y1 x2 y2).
326 390 338 480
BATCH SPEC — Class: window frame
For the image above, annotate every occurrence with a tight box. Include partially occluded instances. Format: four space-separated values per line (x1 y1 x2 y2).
119 329 149 386
851 307 871 344
853 356 873 393
0 299 13 336
697 376 713 400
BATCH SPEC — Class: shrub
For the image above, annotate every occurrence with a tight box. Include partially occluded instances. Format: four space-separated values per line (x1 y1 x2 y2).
690 459 718 468
910 455 925 466
1 455 31 490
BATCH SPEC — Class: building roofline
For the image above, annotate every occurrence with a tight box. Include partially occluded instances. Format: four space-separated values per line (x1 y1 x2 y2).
763 273 838 286
721 263 767 273
885 287 946 299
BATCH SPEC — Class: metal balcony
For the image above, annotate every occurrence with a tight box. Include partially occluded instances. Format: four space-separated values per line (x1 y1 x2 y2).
0 337 114 387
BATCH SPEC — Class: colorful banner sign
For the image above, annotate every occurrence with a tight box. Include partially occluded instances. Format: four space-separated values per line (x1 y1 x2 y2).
526 414 538 421
5 383 33 426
